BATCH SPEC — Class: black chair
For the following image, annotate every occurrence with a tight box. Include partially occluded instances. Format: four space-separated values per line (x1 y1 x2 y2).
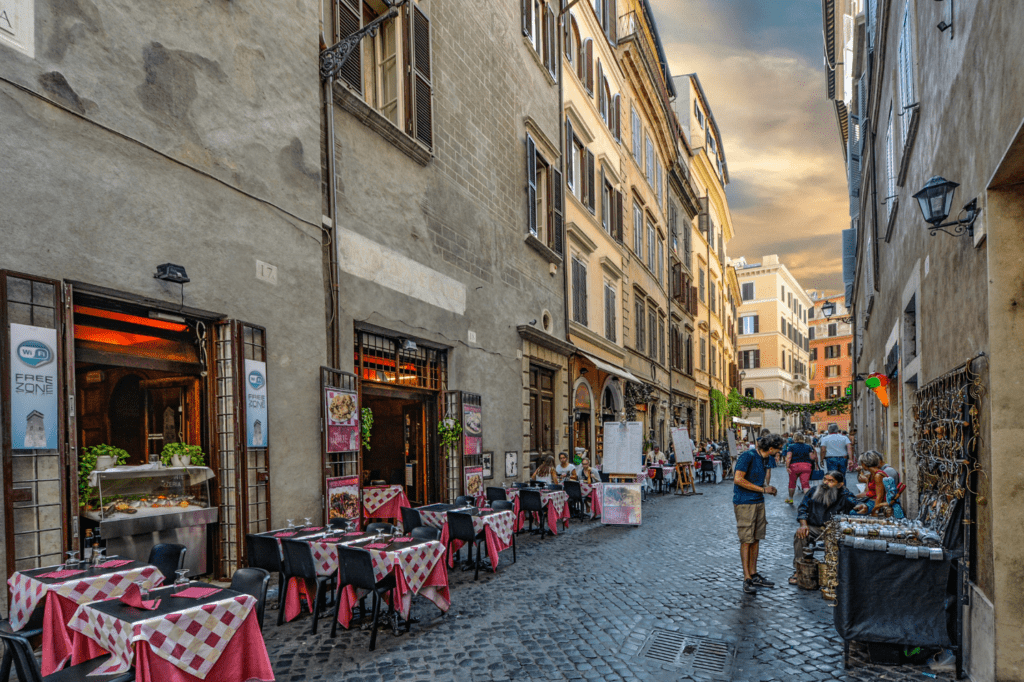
1 611 43 682
147 543 187 583
329 517 349 530
518 489 549 538
0 629 134 682
563 480 585 519
453 496 474 507
365 522 398 535
230 567 270 630
599 472 611 483
410 526 441 541
699 459 716 484
332 546 397 650
246 534 286 623
485 486 507 504
488 502 517 563
280 539 336 635
447 512 487 580
400 507 424 533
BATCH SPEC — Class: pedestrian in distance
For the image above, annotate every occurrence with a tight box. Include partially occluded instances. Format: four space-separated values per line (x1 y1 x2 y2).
789 470 857 584
784 432 817 504
733 433 785 594
818 424 853 476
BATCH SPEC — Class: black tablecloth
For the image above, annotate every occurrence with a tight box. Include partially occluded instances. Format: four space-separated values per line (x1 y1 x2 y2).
834 545 954 647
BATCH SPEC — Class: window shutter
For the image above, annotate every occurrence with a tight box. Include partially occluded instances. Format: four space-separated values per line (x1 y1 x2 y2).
565 117 574 188
597 60 604 116
754 350 760 368
552 167 564 256
547 6 557 79
599 167 606 227
584 39 594 92
690 286 697 315
522 0 532 38
612 94 621 140
336 0 362 92
563 10 571 58
406 4 433 148
607 0 617 43
586 150 595 213
753 315 759 333
613 190 623 242
526 134 538 236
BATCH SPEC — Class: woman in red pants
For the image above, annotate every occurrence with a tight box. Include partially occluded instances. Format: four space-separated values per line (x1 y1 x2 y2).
784 432 816 504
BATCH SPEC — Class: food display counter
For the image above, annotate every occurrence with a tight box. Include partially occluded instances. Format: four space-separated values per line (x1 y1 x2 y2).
81 465 217 575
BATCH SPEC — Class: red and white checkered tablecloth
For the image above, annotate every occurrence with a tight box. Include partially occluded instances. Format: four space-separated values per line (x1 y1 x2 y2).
68 594 257 679
505 488 570 535
7 564 164 632
362 485 410 518
580 481 604 517
420 509 516 570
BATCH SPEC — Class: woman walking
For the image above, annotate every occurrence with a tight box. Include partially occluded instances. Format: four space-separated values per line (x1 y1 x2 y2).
784 432 816 504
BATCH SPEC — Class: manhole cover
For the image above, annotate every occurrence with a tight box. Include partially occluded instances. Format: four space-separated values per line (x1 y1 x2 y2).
636 629 735 677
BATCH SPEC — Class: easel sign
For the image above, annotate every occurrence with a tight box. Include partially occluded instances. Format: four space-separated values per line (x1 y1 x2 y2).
602 421 643 475
671 426 694 464
726 428 739 459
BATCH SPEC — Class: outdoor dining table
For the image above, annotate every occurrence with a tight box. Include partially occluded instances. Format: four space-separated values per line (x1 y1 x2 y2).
362 484 410 523
414 504 516 570
579 481 603 517
504 487 571 535
694 458 724 483
306 532 450 629
6 558 165 676
253 526 333 622
67 582 273 682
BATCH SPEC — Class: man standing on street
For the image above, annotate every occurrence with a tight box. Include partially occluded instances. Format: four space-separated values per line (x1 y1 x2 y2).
789 470 857 584
733 434 784 594
819 424 853 476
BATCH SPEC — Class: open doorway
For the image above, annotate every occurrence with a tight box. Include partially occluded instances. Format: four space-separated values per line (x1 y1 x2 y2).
361 387 437 507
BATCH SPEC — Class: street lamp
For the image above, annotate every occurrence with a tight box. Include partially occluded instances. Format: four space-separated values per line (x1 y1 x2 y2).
821 301 853 324
911 176 980 238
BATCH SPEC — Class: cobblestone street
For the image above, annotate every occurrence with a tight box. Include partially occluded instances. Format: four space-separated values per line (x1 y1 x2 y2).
263 480 957 682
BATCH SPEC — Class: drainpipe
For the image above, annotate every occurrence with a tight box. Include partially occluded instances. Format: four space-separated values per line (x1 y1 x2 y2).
559 1 581 347
321 15 340 369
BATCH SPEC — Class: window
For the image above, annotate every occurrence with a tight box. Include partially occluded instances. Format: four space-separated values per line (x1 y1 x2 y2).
781 350 786 368
658 317 665 365
710 281 716 314
897 1 916 147
600 172 613 233
610 94 621 140
526 134 564 254
572 257 588 325
707 134 717 157
529 365 555 455
634 298 645 353
646 220 655 272
593 0 617 43
780 317 786 335
809 388 815 400
597 60 609 123
645 134 655 182
657 240 664 284
669 203 678 254
631 106 642 162
808 306 815 319
885 106 896 219
809 327 815 340
604 284 616 341
826 385 841 399
741 282 754 301
825 345 840 359
739 315 759 334
745 388 754 398
633 203 643 257
523 0 557 79
694 99 705 128
700 336 706 370
780 285 785 301
828 323 837 337
847 342 853 357
826 365 841 378
810 347 818 361
582 38 594 92
710 345 717 377
565 14 579 66
648 308 657 360
699 268 705 301
656 162 663 208
685 334 693 375
740 349 760 369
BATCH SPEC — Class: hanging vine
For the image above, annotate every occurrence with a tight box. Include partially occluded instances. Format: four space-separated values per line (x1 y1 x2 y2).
737 393 852 415
623 381 655 421
711 388 744 429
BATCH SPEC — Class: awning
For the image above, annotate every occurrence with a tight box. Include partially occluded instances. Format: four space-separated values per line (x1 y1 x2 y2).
578 351 642 384
732 416 761 426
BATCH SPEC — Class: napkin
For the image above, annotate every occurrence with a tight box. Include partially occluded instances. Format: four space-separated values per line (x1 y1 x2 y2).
173 586 223 599
343 532 364 536
365 543 389 549
120 583 160 610
94 559 134 569
37 569 86 580
273 531 297 538
301 526 324 531
392 537 413 542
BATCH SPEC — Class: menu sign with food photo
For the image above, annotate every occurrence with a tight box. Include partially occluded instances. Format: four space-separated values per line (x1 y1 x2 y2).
464 465 483 498
326 475 361 529
601 483 642 526
326 388 359 453
463 404 482 456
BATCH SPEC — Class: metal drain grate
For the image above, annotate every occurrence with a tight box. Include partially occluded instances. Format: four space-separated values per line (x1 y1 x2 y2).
636 629 735 677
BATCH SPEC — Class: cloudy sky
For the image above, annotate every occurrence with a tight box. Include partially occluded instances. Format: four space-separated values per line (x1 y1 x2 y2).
650 0 848 291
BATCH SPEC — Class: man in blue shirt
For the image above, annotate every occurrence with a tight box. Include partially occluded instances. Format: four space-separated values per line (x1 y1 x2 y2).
733 434 784 594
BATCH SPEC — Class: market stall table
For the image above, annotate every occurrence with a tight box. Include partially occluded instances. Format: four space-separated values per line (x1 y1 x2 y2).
504 487 570 534
414 504 516 569
67 583 273 682
7 559 165 676
362 485 410 523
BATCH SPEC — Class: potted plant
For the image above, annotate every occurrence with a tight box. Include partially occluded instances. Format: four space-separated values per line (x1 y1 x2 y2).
438 417 462 459
79 445 130 507
160 442 206 468
361 407 373 451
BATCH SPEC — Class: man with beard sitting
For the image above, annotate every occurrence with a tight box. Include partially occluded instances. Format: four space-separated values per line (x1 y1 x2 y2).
789 470 858 585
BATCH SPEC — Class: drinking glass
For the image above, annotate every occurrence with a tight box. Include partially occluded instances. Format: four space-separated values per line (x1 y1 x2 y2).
93 548 106 566
65 551 79 569
287 519 295 529
174 569 190 590
304 517 313 527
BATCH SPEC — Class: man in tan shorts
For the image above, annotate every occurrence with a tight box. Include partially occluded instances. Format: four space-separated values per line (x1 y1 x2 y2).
733 434 783 594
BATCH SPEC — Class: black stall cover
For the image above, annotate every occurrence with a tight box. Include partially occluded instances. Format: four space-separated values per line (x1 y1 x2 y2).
834 546 954 647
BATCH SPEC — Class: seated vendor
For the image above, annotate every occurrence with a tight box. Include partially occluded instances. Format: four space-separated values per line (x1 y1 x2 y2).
790 470 857 584
852 451 890 516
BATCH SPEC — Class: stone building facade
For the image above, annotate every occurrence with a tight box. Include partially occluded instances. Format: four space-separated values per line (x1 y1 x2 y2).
806 290 853 433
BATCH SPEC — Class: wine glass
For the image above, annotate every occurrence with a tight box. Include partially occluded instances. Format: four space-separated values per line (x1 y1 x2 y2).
286 519 295 529
93 548 106 567
174 569 190 591
304 517 313 528
65 551 79 569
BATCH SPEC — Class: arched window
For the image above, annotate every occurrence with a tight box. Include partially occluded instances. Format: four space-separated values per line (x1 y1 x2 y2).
566 15 579 64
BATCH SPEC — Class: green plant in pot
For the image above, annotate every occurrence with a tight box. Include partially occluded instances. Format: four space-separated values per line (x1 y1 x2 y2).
79 445 129 507
160 442 206 468
438 417 462 459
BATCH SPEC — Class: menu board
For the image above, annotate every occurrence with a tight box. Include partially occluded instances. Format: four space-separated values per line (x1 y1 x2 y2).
601 484 642 525
671 426 694 464
463 404 482 455
325 388 360 453
601 421 643 475
326 475 361 530
464 465 483 497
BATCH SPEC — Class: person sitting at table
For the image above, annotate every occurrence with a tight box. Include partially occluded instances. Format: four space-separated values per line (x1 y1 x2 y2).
851 451 893 516
578 461 598 484
532 454 557 484
554 452 575 482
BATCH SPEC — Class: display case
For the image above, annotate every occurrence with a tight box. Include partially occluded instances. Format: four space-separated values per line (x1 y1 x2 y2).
81 465 218 576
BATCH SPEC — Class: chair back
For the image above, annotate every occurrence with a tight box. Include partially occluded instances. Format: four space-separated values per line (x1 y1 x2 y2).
329 517 349 530
281 538 317 581
410 526 441 541
148 543 187 582
653 468 664 481
337 546 376 591
230 567 270 629
365 522 398 534
454 495 473 506
447 512 477 543
486 486 507 503
400 507 423 532
563 480 583 502
491 500 514 512
246 534 283 574
511 482 527 488
0 630 42 682
700 460 715 473
519 489 543 513
545 483 563 491
599 472 611 483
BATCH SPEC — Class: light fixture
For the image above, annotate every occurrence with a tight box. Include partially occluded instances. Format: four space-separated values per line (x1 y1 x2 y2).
821 301 853 324
934 0 953 37
579 367 589 375
154 263 189 284
912 176 979 237
399 338 417 352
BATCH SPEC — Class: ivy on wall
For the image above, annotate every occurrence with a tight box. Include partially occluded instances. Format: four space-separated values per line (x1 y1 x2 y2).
738 394 852 415
623 381 655 421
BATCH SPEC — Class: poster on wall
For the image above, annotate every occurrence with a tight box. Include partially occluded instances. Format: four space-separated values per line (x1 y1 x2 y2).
671 426 694 464
244 359 268 448
601 421 643 474
481 452 493 479
505 451 518 478
601 483 642 525
325 388 360 453
9 323 59 450
464 465 483 498
463 403 482 455
326 475 361 530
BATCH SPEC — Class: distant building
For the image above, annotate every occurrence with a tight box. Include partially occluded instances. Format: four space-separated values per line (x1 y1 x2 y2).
805 290 852 433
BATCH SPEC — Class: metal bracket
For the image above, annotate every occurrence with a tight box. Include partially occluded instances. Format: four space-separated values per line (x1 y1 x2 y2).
319 0 408 82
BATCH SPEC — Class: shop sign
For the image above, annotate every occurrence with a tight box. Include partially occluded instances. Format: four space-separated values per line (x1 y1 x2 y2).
244 359 268 448
463 403 482 456
326 475 361 530
573 384 591 410
464 465 482 498
9 323 58 450
601 483 642 525
325 387 359 453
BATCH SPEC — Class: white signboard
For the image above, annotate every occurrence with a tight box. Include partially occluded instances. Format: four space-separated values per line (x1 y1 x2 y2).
601 421 643 475
726 429 739 459
244 359 268 448
9 324 59 449
0 0 35 58
671 426 694 464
